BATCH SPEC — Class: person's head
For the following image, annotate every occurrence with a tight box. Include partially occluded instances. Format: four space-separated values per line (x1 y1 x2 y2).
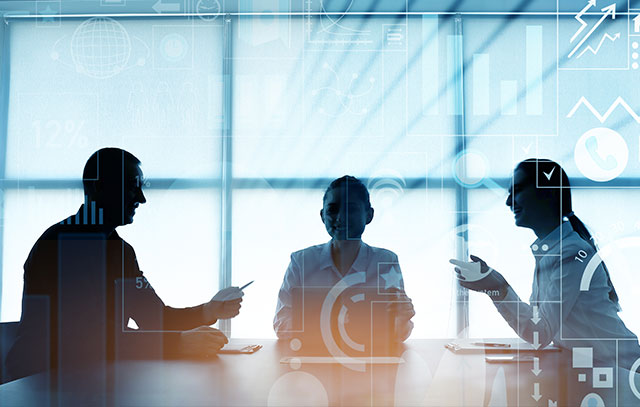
82 148 146 227
320 175 374 241
507 158 620 306
506 158 571 230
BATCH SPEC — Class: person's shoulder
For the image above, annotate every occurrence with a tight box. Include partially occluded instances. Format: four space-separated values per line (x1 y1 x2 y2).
561 231 595 256
291 242 328 259
364 243 399 262
39 222 64 241
24 219 77 265
30 219 71 249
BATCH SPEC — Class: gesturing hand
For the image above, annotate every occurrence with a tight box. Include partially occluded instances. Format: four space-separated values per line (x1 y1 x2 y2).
386 289 416 321
449 255 510 301
206 287 244 320
180 326 228 358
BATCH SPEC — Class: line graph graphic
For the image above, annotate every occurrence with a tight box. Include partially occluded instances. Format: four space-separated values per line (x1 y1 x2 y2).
568 3 616 59
566 96 640 123
571 0 596 43
318 0 369 36
304 0 372 45
576 32 620 58
311 63 376 117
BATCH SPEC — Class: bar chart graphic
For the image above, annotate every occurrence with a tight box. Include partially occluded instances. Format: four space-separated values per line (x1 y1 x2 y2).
60 196 104 225
471 25 543 118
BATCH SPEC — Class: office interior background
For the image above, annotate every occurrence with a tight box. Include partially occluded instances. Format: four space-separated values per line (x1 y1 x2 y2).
0 0 639 341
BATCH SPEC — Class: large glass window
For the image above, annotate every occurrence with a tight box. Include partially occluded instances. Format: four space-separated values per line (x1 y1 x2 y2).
231 15 458 338
1 11 638 343
1 19 223 321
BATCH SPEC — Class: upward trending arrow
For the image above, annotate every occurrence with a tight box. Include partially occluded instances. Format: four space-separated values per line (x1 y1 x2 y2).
568 3 617 59
571 0 597 43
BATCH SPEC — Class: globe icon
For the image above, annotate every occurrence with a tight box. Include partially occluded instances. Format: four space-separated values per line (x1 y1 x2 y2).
71 17 131 79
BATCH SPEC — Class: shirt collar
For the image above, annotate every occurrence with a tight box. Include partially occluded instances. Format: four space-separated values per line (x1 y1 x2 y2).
318 242 333 270
319 240 370 274
351 242 370 273
530 221 574 255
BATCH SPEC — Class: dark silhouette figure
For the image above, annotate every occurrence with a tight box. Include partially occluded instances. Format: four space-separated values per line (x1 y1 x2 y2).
451 158 640 405
274 175 415 350
4 148 242 382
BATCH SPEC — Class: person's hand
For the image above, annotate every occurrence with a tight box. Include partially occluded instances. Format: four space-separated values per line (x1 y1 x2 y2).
205 287 243 320
386 289 415 322
449 255 509 301
212 286 244 302
180 326 228 358
386 289 415 342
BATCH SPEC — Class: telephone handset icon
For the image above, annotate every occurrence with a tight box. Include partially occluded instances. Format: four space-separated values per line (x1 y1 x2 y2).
585 135 617 171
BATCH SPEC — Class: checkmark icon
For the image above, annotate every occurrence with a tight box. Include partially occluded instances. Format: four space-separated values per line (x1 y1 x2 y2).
543 167 555 180
521 143 532 154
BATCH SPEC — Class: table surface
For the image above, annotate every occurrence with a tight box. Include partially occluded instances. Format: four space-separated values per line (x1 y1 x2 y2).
0 338 568 407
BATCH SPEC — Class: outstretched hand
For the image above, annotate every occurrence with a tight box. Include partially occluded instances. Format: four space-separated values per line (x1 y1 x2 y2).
205 287 244 321
449 255 510 301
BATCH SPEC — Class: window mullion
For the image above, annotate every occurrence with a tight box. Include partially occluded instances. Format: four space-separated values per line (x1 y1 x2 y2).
218 15 233 336
0 21 11 319
453 14 470 338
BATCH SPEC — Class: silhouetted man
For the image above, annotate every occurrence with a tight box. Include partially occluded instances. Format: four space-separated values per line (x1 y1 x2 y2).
4 148 242 382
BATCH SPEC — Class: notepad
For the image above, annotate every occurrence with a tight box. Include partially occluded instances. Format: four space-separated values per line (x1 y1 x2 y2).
445 339 560 354
279 356 405 365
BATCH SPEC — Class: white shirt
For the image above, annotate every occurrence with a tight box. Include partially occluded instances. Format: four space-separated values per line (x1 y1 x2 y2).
494 221 640 368
273 241 408 339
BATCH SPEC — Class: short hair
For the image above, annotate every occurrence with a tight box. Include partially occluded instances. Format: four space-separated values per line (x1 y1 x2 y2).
323 175 372 209
82 148 141 195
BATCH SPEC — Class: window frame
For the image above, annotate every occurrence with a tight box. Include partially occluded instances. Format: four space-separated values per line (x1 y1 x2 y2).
1 11 638 339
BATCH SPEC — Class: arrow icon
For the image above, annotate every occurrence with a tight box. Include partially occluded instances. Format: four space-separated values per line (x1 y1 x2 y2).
635 14 640 33
571 0 597 43
568 3 617 59
532 305 541 324
532 331 541 350
532 382 542 402
152 0 182 13
577 32 620 58
532 357 542 376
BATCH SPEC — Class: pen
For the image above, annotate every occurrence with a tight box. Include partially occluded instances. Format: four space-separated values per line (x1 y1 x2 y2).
471 342 511 348
240 280 254 291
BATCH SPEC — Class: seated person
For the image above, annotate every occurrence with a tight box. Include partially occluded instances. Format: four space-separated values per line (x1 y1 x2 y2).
273 175 415 343
451 159 640 405
4 148 243 382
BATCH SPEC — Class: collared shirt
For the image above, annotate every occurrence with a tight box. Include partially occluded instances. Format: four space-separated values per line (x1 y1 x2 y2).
494 221 640 367
273 241 407 339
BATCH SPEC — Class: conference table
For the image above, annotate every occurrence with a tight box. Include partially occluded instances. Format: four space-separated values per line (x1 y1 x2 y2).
0 338 568 406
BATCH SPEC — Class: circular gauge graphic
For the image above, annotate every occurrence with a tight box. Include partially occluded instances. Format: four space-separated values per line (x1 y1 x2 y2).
196 0 221 21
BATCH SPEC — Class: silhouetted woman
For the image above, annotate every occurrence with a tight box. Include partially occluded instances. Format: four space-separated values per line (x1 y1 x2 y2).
274 175 415 342
451 159 640 405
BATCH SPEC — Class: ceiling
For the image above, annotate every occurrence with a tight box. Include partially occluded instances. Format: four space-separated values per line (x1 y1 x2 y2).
0 0 634 16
